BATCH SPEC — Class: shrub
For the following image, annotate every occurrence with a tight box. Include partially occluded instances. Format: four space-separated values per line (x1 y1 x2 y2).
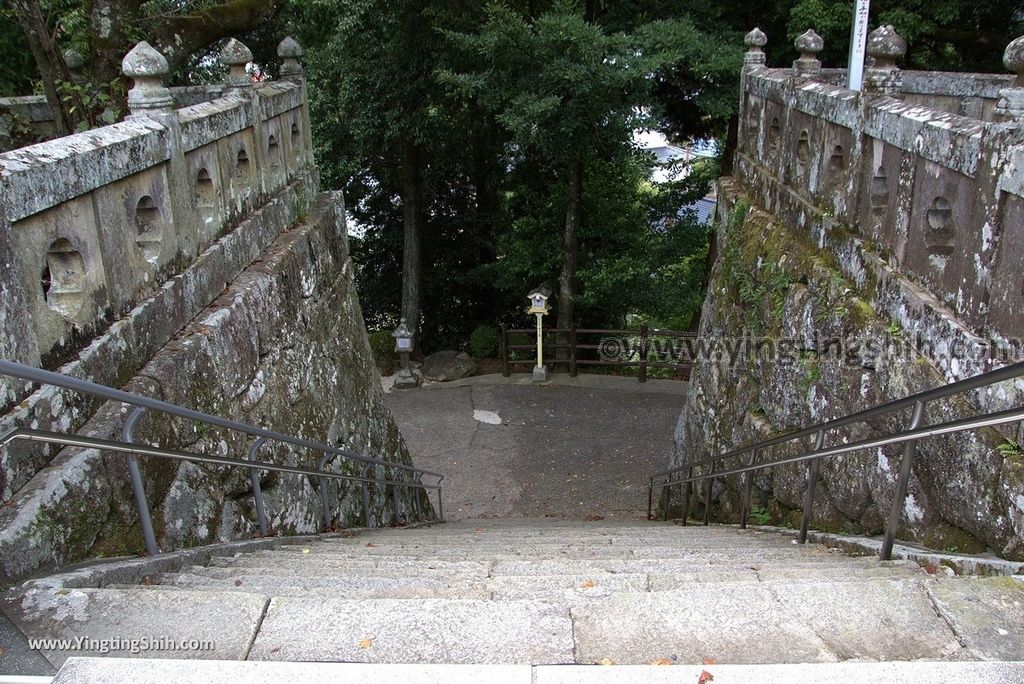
367 329 396 375
469 324 500 359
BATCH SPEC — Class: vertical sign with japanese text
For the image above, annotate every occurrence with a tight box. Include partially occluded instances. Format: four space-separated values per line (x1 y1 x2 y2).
848 0 871 91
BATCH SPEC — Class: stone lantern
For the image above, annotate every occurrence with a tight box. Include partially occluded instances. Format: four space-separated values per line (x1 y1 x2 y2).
392 318 420 389
527 286 552 383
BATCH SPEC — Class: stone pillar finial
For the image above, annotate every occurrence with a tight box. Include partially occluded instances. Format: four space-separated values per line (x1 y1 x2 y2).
221 38 254 89
63 48 87 85
995 34 1024 121
278 36 305 83
793 29 824 77
744 28 768 69
865 25 906 96
122 41 173 118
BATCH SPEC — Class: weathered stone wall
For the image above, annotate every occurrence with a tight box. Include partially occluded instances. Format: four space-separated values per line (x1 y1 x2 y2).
738 60 1024 350
0 192 426 584
0 39 426 584
0 87 226 152
672 186 1024 560
669 29 1024 560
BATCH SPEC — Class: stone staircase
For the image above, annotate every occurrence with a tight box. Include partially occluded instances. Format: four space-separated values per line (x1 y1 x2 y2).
4 519 1024 682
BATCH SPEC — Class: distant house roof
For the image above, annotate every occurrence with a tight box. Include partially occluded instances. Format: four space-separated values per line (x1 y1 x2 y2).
634 130 718 184
689 197 717 225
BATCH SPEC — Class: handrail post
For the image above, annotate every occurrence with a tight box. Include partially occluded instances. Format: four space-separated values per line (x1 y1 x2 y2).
662 473 672 521
436 476 444 522
681 466 692 525
703 462 714 526
360 465 372 528
317 453 333 532
647 477 654 520
500 324 510 378
412 474 422 522
391 467 402 526
798 430 826 544
569 327 578 378
740 449 757 529
881 400 926 560
638 325 648 384
122 407 160 557
246 437 270 536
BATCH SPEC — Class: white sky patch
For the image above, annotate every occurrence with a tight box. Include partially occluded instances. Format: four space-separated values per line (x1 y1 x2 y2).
473 410 501 425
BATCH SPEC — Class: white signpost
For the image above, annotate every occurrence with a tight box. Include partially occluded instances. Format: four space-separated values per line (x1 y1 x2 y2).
847 0 871 91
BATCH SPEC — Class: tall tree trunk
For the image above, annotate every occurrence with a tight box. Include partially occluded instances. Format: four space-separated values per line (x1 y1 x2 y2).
88 0 141 88
471 112 498 266
400 136 425 351
557 157 583 335
10 0 76 135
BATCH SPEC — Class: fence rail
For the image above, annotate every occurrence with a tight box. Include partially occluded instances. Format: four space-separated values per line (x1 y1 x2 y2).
0 359 443 557
647 359 1024 560
499 324 694 383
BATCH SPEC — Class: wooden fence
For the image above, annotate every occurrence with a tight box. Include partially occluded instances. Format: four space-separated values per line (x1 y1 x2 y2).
498 324 694 383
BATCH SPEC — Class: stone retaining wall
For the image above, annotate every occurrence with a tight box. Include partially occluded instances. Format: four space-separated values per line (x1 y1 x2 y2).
668 28 1024 561
0 39 423 583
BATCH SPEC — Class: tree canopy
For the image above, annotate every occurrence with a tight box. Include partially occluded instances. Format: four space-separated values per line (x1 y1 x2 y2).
4 0 1021 354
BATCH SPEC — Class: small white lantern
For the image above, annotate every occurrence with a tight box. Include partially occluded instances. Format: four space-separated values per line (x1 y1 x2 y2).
393 318 414 353
527 285 552 382
527 286 552 315
391 317 419 389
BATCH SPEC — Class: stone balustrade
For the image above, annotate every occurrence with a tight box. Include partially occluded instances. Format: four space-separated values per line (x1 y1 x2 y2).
0 38 318 408
736 26 1024 356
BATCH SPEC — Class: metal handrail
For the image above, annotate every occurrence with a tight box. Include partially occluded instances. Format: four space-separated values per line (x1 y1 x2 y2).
647 359 1024 560
0 359 444 556
0 360 442 479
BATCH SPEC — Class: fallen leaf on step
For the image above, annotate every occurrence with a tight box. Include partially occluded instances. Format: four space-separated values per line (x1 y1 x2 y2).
0 647 6 657
302 548 310 554
366 543 377 548
475 528 486 532
697 670 714 683
270 646 280 654
358 638 374 649
584 514 605 521
580 580 595 589
595 658 615 666
649 657 672 665
702 657 717 665
234 579 242 586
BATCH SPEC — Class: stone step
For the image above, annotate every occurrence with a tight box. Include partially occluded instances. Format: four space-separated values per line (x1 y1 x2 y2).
193 561 492 580
333 526 767 539
206 556 494 576
262 546 849 562
0 586 267 668
248 597 575 663
170 564 924 602
925 576 1024 660
162 572 491 599
201 554 899 580
49 657 1024 684
571 578 961 664
350 529 762 542
311 540 804 552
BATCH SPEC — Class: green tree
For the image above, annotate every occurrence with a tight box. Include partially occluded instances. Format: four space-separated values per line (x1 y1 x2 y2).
443 1 659 331
4 0 288 134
